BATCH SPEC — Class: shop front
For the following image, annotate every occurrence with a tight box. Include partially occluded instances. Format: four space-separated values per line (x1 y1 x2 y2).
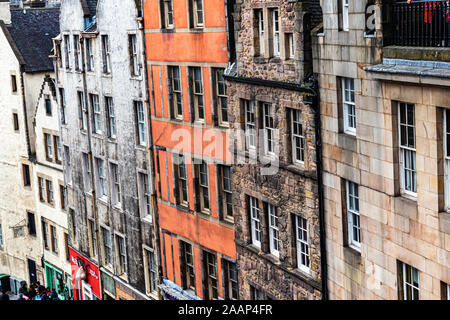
69 247 101 300
43 261 72 300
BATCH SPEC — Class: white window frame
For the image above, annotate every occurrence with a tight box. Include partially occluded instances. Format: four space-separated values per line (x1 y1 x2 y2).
136 101 146 146
91 94 102 134
244 100 256 151
263 103 275 156
144 248 157 294
110 163 121 207
106 97 116 138
342 78 356 135
197 161 210 213
401 262 420 300
74 35 81 71
45 133 53 159
46 179 54 205
116 234 127 275
102 35 111 74
139 172 153 222
216 69 228 126
82 152 92 192
267 203 279 258
130 34 140 76
96 158 107 197
249 196 261 248
86 38 95 72
101 227 112 266
287 33 294 59
64 34 71 70
78 91 87 130
55 136 62 162
346 180 361 249
398 102 417 196
164 0 174 28
176 155 189 206
342 0 349 31
291 109 305 164
193 0 204 28
257 9 264 55
295 215 310 272
272 9 280 57
88 219 97 258
171 66 183 120
444 110 450 210
81 281 93 300
192 67 204 122
64 146 72 185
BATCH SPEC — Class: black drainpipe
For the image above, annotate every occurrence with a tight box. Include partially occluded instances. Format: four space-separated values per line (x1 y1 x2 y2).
306 76 328 301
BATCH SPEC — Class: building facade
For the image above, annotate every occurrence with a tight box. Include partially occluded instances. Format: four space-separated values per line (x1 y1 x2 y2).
225 0 324 300
0 3 60 295
143 0 238 300
314 0 450 299
55 0 158 300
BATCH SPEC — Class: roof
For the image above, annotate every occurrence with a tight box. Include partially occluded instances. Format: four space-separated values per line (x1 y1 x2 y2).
5 8 60 73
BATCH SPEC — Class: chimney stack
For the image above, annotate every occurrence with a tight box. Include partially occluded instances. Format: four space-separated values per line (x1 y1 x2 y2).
0 0 11 25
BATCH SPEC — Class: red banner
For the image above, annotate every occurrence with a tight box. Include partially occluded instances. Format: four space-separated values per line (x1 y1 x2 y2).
69 247 101 300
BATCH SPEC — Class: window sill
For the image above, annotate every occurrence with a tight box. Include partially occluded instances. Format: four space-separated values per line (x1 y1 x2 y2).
102 73 112 78
107 138 117 144
130 75 143 81
344 244 362 256
141 216 153 224
161 28 175 33
97 196 109 205
399 192 417 203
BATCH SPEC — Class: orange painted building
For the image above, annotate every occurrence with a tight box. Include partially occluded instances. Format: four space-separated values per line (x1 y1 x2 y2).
143 0 237 300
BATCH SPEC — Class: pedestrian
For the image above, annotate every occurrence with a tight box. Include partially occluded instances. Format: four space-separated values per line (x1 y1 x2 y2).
17 293 25 301
0 288 9 301
28 284 37 299
19 282 28 296
40 290 49 301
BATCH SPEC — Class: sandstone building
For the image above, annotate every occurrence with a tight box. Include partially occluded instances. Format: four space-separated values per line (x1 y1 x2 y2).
0 2 61 295
313 0 450 299
54 0 159 300
225 0 325 300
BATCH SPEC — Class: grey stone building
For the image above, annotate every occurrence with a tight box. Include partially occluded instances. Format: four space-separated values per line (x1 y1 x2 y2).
313 0 450 299
225 0 325 300
54 0 159 300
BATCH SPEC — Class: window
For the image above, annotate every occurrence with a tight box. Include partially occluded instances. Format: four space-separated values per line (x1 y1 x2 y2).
345 180 360 249
42 219 49 250
219 165 233 221
286 33 294 59
96 158 107 197
203 251 218 300
0 224 3 246
175 154 188 206
441 282 450 300
135 101 146 145
244 100 256 150
78 91 87 130
129 34 139 76
267 203 279 258
13 112 19 131
44 96 52 116
342 0 349 31
110 163 121 207
162 0 174 28
144 249 157 294
398 102 416 195
27 212 36 236
91 94 102 134
255 9 264 56
59 88 66 125
215 69 228 126
82 152 92 192
64 146 72 185
249 196 261 248
191 67 204 121
342 78 356 134
116 235 127 275
251 286 266 300
295 215 310 272
191 0 204 28
86 38 95 72
262 103 275 155
169 66 183 120
54 136 62 163
223 260 238 300
69 208 76 242
102 227 112 266
105 97 116 138
196 161 210 213
46 179 54 205
22 164 30 187
38 177 45 202
73 35 81 71
399 262 420 300
51 225 58 254
59 185 66 211
44 133 53 160
180 241 195 291
64 35 71 70
139 173 152 221
291 109 305 164
101 35 111 74
271 9 280 57
445 110 450 210
64 233 70 261
88 220 97 258
11 74 17 93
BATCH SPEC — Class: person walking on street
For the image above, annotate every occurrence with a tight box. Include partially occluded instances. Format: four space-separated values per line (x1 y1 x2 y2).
0 288 10 301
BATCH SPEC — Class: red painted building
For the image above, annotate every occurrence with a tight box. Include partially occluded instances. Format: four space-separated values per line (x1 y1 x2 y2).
143 0 237 300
